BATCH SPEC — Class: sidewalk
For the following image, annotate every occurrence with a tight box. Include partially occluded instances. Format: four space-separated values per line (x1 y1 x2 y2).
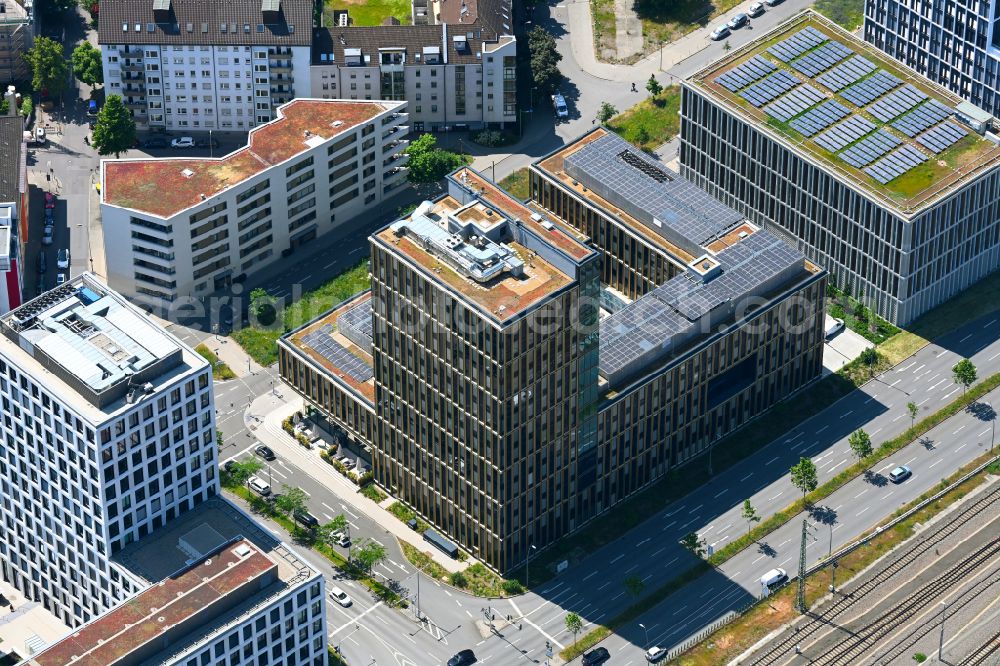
249 393 469 574
206 334 264 377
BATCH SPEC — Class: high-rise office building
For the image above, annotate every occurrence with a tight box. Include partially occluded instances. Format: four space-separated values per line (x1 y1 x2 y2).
864 0 1000 118
681 10 1000 325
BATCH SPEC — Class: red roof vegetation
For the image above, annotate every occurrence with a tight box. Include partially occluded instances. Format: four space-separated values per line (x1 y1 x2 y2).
103 100 389 218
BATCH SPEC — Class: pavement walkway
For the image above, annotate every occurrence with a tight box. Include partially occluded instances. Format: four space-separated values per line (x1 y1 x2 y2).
247 392 470 575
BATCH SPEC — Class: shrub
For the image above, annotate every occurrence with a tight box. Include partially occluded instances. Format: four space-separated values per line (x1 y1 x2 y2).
320 450 330 462
360 483 386 503
501 579 524 595
357 470 375 486
473 129 505 147
449 571 468 587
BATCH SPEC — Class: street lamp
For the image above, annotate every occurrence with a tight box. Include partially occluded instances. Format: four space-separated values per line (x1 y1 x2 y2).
639 622 649 649
938 602 948 660
526 544 536 589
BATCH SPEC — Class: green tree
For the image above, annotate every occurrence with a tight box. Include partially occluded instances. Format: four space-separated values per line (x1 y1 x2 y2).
274 485 308 517
317 515 349 546
216 429 224 448
646 74 663 98
952 358 977 395
249 287 278 325
72 42 104 86
848 428 873 464
225 457 263 487
860 346 880 377
407 148 468 184
19 96 32 119
790 457 818 501
528 26 562 95
596 102 618 125
25 37 69 98
404 132 438 159
354 539 387 574
564 612 583 646
623 575 644 600
907 401 918 429
741 499 760 535
634 126 651 146
91 95 136 158
679 532 706 557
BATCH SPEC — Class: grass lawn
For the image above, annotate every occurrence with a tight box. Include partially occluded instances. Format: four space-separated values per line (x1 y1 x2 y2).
324 0 410 27
608 86 681 151
826 288 899 346
814 0 865 31
232 260 371 366
194 344 236 380
498 168 530 200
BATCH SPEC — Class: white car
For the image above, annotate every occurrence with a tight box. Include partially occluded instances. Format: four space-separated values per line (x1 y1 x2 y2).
748 2 765 16
42 226 54 245
57 248 69 269
329 586 352 607
552 93 569 119
247 475 271 496
710 24 731 40
645 646 667 663
332 531 350 548
760 567 788 589
824 315 845 339
56 273 66 285
170 136 195 149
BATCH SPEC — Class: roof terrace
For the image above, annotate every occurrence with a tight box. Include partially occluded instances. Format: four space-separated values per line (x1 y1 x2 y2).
689 10 1000 215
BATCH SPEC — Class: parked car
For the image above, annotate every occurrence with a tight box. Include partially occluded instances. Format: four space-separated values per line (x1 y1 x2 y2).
247 475 271 496
37 252 46 273
57 248 69 269
646 646 668 663
143 137 168 149
87 99 99 116
710 24 731 40
332 531 350 548
748 1 765 16
825 316 845 339
34 126 46 144
760 567 788 589
254 444 276 461
889 465 912 483
294 510 319 529
728 12 749 29
42 226 54 245
196 137 220 148
329 586 353 608
170 136 195 149
447 650 477 666
56 273 66 286
223 460 236 473
44 207 54 226
582 647 611 666
552 93 569 119
44 192 56 209
763 0 783 5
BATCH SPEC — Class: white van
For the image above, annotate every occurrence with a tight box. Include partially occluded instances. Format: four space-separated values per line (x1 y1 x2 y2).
824 315 845 339
760 568 788 589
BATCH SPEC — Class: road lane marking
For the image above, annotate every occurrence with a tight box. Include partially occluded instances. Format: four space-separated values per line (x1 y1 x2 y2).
329 602 384 633
769 492 783 501
714 489 728 498
636 538 651 547
741 473 754 481
610 554 625 565
841 410 853 418
856 506 869 516
651 547 665 557
671 604 688 616
986 319 996 328
929 459 942 468
960 333 972 343
953 425 966 434
854 490 867 499
582 571 598 582
689 504 703 514
872 427 883 435
765 456 780 465
662 520 676 532
892 415 904 422
817 425 829 433
912 364 925 373
881 491 893 500
509 599 564 650
598 582 611 591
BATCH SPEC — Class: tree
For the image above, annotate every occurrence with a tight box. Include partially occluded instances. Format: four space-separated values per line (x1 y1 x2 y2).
623 575 644 600
646 74 663 98
405 132 438 159
528 26 562 95
848 428 873 464
860 347 880 377
952 359 977 395
407 148 468 184
596 102 618 125
226 457 263 486
741 499 760 535
680 532 706 557
907 401 918 429
25 37 69 98
634 126 651 146
249 287 279 325
274 485 308 517
317 515 349 547
72 42 104 86
354 539 387 574
564 612 583 646
91 95 136 158
790 457 818 501
37 0 77 18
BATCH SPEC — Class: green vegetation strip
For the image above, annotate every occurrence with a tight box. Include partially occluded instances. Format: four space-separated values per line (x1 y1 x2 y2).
498 168 530 201
195 344 236 380
608 86 681 152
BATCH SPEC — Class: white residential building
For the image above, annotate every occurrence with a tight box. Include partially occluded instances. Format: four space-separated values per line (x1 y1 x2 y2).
99 98 408 306
97 0 313 131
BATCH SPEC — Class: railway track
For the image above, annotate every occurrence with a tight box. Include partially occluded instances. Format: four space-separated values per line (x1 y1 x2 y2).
955 624 1000 666
748 483 1000 666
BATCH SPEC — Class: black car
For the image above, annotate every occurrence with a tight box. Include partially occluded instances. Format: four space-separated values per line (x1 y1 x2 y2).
447 650 476 666
254 445 276 461
143 137 168 149
294 510 319 529
582 647 611 666
223 460 236 473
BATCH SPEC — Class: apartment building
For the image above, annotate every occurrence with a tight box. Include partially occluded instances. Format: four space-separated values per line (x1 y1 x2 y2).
0 99 25 314
310 25 517 131
864 0 1000 118
100 98 408 306
97 0 312 131
280 133 826 573
0 0 32 84
681 10 1000 325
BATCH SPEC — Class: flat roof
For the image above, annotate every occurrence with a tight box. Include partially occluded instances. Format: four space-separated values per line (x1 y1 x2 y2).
102 99 401 219
0 274 203 415
688 10 1000 215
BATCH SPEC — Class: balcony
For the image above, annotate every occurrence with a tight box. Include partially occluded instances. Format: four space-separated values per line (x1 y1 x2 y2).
383 152 409 168
123 62 145 72
121 48 143 58
383 139 404 153
269 72 294 83
125 98 146 109
268 61 292 72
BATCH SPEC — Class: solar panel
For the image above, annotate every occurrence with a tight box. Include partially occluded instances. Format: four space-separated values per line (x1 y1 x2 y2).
840 70 901 106
338 298 373 351
789 99 850 136
863 144 928 184
816 55 877 91
866 84 928 122
767 26 828 62
301 330 374 383
891 100 953 137
916 120 968 153
814 115 877 152
765 84 827 121
790 40 853 77
739 70 801 107
715 55 777 92
838 129 901 167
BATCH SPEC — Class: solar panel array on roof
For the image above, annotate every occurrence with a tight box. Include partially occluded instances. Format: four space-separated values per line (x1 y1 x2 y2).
814 115 877 152
767 26 827 62
863 144 928 184
715 55 776 92
816 54 876 91
840 70 901 106
789 99 850 136
916 121 968 153
337 297 373 351
892 100 953 137
765 84 826 121
866 84 928 122
300 329 374 383
790 40 852 77
838 129 901 167
739 70 801 107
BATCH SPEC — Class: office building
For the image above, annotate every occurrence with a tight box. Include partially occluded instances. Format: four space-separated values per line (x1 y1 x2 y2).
864 0 1000 118
681 10 1000 325
0 274 217 626
0 97 25 314
280 131 826 573
0 0 32 84
99 98 408 306
97 0 312 131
